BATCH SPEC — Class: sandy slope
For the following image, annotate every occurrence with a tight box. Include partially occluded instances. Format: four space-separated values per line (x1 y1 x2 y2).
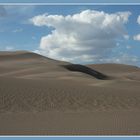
0 51 140 135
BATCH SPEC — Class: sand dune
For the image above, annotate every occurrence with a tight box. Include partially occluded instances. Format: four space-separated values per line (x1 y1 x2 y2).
0 51 140 135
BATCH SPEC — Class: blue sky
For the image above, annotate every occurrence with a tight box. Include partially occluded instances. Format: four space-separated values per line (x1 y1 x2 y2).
0 5 140 66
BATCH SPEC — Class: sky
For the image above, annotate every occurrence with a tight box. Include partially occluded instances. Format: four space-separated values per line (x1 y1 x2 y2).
0 5 140 66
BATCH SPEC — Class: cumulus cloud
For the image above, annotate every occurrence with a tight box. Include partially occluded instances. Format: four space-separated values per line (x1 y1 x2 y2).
30 10 131 64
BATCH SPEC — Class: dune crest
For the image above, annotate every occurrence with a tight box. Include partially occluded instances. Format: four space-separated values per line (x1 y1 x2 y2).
0 51 140 135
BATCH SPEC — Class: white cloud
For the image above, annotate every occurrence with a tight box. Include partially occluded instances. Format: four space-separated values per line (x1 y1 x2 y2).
137 15 140 25
30 10 131 64
133 34 140 41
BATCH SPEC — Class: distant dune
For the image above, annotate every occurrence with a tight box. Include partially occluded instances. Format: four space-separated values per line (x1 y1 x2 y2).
0 51 140 135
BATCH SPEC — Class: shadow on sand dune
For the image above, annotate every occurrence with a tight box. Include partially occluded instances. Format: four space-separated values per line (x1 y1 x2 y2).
63 64 110 80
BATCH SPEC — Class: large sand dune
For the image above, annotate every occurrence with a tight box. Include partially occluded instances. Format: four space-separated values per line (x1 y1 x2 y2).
0 51 140 135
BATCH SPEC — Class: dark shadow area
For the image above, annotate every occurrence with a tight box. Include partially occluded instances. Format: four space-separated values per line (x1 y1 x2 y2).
63 64 110 80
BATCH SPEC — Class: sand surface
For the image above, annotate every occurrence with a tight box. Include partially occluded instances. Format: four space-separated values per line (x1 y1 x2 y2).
0 51 140 135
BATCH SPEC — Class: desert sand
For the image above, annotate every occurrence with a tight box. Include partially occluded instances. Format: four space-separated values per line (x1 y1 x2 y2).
0 51 140 135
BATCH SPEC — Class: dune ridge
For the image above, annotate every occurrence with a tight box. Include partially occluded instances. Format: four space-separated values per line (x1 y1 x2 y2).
0 51 140 135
